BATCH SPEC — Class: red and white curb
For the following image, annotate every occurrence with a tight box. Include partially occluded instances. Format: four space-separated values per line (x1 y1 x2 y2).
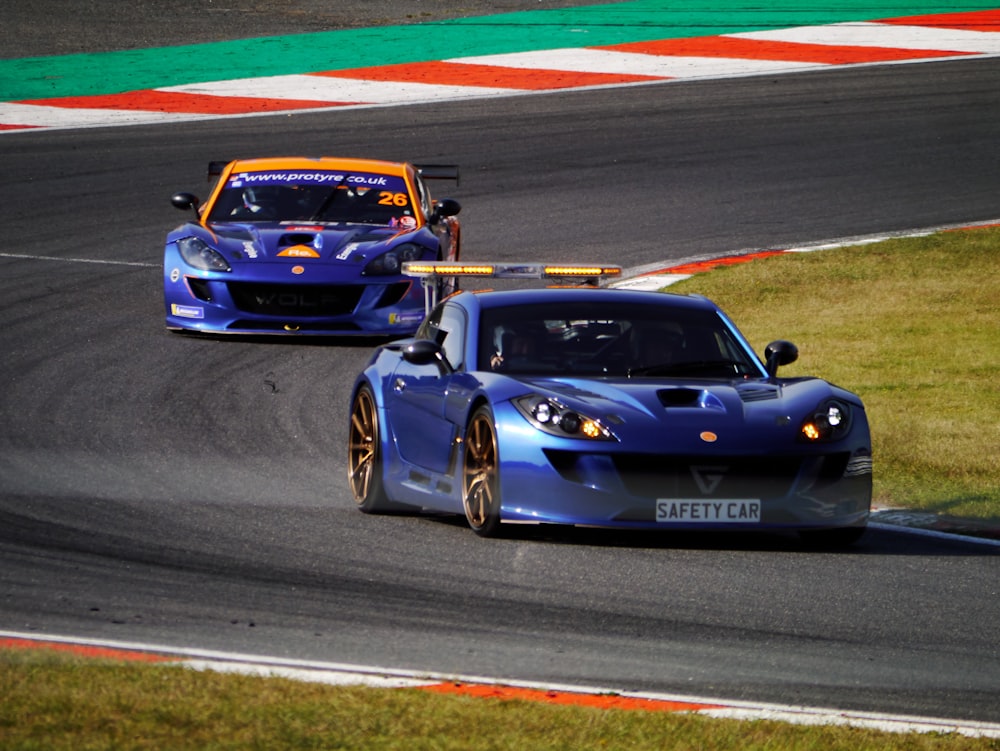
3 10 1000 132
613 217 1000 291
3 631 1000 737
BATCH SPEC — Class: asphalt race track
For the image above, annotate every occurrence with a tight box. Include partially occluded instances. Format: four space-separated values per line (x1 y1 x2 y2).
2 4 1000 724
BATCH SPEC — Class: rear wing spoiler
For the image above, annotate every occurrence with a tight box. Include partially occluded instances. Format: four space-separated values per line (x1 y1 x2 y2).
403 261 622 314
415 164 460 186
208 160 230 179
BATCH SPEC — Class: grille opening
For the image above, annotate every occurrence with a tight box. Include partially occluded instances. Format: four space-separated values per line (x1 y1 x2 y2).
227 282 364 317
187 278 213 302
373 282 412 309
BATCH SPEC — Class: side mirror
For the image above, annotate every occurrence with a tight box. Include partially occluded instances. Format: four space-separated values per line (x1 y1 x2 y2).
430 198 461 222
171 192 200 214
764 340 798 378
402 339 454 374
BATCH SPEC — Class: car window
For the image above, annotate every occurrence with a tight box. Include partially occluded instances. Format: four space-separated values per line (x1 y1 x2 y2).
416 302 467 370
478 301 760 377
412 174 433 219
205 170 417 226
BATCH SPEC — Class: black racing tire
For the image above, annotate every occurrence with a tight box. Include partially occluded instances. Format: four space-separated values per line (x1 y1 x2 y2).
462 405 502 538
347 385 394 514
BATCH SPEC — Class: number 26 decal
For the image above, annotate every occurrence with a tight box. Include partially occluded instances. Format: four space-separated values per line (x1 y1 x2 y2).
378 192 409 207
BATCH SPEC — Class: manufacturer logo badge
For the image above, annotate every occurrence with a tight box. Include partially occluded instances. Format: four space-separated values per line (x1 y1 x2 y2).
291 265 305 275
699 431 718 443
691 465 728 495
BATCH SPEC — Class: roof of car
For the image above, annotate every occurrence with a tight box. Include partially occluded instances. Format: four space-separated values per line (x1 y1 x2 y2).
457 286 720 312
225 156 410 176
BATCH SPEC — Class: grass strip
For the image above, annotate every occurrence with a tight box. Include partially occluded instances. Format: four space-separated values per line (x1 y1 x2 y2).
1 647 996 750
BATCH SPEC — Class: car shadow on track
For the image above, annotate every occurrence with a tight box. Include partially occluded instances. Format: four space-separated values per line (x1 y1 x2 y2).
168 330 400 349
413 514 998 556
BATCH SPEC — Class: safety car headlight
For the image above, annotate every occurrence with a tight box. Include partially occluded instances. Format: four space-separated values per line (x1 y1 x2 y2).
177 236 231 272
799 399 852 442
514 395 616 441
363 243 430 276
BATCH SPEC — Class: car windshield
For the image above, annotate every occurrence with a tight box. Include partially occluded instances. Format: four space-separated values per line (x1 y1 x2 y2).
205 170 416 226
478 301 762 378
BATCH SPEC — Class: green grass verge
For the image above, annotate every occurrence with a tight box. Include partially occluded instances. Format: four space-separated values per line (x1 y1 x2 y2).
667 225 1000 519
2 648 996 750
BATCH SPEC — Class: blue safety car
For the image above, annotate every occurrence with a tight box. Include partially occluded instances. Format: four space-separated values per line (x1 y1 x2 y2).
164 156 461 335
347 263 872 544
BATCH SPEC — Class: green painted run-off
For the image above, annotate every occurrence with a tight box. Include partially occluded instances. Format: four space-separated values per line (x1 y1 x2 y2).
1 0 998 100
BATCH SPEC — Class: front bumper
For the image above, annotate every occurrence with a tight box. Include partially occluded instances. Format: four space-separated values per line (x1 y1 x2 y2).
163 270 427 336
494 406 872 531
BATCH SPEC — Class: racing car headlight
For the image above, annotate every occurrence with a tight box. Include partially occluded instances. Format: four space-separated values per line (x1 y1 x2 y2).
177 236 231 272
799 399 852 442
514 395 616 441
363 243 431 276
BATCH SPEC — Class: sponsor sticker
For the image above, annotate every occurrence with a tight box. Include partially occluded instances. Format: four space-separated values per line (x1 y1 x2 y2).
336 242 361 260
227 171 402 190
171 304 204 319
656 499 760 523
389 311 425 325
277 245 321 258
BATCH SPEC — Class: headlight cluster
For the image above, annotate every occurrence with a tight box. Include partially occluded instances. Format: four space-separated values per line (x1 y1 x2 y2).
177 236 231 272
363 243 430 275
800 399 852 442
514 395 615 441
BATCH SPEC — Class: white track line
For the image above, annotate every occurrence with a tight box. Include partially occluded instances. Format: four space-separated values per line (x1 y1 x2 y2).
159 74 515 103
3 629 999 737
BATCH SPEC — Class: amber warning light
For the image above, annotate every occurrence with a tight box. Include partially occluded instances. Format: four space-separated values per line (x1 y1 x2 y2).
402 261 623 313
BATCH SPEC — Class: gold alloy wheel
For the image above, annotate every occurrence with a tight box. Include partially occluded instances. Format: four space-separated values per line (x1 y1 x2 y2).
348 386 382 509
463 407 501 536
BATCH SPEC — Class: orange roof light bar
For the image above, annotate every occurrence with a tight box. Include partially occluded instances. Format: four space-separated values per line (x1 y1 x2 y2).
543 265 621 278
403 261 623 313
403 261 621 279
405 262 496 276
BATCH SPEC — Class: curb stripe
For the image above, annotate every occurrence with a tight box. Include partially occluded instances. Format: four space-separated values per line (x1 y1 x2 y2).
616 217 1000 290
3 11 1000 133
4 631 1000 737
0 636 177 663
443 47 813 76
419 682 725 712
734 20 1000 53
314 60 664 89
877 8 1000 30
0 102 219 128
599 35 975 63
20 90 348 115
158 74 513 103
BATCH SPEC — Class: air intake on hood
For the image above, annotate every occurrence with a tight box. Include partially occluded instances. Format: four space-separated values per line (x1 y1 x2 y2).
279 233 318 247
657 389 700 407
736 385 780 403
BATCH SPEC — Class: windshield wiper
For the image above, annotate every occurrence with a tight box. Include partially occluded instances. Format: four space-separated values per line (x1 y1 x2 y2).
628 359 748 378
309 174 351 221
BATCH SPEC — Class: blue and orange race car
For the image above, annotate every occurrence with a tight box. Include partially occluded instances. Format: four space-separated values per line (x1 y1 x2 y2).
164 156 461 335
348 262 872 545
